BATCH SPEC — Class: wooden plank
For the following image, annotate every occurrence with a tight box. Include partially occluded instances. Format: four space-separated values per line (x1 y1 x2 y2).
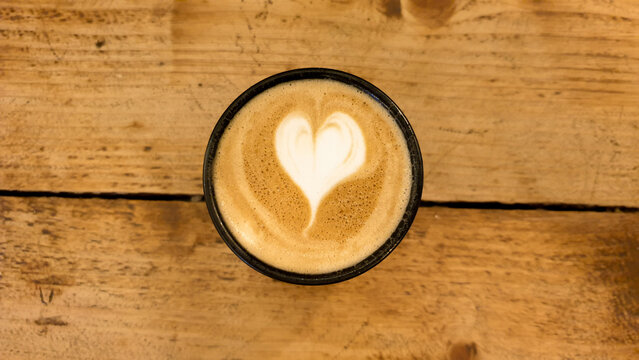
0 196 637 359
1 0 639 205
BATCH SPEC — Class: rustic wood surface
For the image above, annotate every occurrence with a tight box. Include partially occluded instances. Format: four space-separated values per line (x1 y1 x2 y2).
0 197 637 359
1 1 638 359
1 0 639 205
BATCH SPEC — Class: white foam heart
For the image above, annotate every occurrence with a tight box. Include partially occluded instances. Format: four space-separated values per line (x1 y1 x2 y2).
275 111 366 228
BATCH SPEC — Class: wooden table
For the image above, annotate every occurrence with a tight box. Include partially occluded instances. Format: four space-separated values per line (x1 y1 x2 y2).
1 0 638 359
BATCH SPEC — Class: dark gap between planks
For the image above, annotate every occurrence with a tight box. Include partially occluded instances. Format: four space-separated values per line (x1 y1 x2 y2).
0 190 637 213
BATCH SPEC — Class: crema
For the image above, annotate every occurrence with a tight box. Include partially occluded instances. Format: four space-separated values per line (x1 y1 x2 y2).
212 79 412 274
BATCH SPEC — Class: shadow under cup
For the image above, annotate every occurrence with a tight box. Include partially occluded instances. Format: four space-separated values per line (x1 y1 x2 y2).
203 68 423 285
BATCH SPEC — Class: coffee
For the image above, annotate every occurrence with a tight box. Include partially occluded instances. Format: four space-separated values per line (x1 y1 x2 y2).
212 79 412 274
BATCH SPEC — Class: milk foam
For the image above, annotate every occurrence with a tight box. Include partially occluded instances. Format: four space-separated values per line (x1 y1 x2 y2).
275 111 366 228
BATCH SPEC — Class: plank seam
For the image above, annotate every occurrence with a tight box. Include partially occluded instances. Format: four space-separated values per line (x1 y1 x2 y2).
0 190 636 212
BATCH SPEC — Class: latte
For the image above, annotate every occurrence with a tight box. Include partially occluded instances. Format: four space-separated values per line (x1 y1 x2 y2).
212 78 412 274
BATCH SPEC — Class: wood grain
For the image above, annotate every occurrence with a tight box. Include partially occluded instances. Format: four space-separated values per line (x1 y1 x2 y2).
0 196 637 359
1 0 639 205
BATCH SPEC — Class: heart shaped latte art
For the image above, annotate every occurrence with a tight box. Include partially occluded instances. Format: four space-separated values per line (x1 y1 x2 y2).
275 111 366 228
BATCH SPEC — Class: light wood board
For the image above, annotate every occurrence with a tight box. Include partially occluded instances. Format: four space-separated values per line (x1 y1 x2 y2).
1 0 639 205
1 196 637 359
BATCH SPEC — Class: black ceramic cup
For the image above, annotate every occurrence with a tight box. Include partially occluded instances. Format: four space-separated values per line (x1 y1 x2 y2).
203 68 423 285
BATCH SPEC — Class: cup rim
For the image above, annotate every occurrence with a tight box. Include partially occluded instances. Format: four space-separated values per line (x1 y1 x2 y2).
203 68 423 285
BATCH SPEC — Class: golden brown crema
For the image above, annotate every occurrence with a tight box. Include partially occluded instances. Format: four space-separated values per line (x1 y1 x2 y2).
213 79 412 274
